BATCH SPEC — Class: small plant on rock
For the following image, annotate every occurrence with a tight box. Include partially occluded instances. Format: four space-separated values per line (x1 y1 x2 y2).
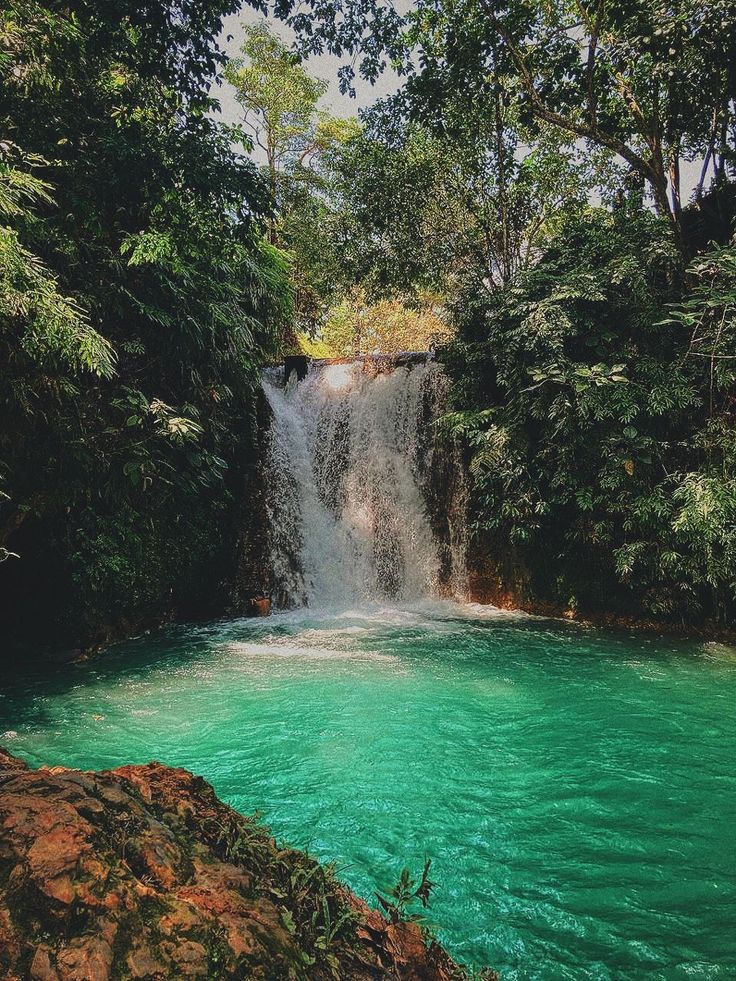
376 858 437 924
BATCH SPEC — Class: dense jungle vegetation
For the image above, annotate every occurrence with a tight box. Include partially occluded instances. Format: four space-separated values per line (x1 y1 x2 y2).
0 1 292 648
1 0 735 647
266 0 736 628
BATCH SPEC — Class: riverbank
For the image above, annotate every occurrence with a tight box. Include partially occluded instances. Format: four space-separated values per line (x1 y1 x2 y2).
467 544 736 645
0 748 492 980
469 590 736 647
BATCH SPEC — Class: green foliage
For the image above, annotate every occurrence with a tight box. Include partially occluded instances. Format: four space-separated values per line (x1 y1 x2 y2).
225 20 329 190
271 47 614 326
0 1 291 646
376 860 437 924
323 124 462 296
662 242 736 401
320 291 452 356
611 246 736 619
442 208 736 623
274 0 736 234
318 116 600 299
225 20 359 333
0 145 115 380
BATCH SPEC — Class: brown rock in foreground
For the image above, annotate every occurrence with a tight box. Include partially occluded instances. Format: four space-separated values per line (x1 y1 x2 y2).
0 749 495 980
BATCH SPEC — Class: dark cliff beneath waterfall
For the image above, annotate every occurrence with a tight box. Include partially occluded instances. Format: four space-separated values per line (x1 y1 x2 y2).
0 750 493 981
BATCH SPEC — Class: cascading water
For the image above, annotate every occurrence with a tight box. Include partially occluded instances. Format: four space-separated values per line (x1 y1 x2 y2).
262 358 467 609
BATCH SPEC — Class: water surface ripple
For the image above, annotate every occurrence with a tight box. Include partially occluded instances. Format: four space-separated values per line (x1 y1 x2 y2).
2 604 735 980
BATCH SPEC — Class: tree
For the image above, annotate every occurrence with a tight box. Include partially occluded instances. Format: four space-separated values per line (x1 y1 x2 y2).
223 19 359 330
475 0 735 236
325 123 463 295
0 1 292 646
275 111 360 327
320 109 602 300
270 0 736 243
224 21 330 197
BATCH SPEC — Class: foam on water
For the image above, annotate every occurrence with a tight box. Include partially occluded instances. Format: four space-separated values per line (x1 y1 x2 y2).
226 639 398 663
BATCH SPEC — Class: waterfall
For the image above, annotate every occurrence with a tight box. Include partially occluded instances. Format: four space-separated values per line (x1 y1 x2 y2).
262 358 467 610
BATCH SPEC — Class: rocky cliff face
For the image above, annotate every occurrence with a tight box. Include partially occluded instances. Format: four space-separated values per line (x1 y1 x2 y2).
0 750 493 981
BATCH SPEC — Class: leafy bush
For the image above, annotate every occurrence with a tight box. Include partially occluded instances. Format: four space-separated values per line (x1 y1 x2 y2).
0 2 291 647
442 208 736 624
321 291 453 356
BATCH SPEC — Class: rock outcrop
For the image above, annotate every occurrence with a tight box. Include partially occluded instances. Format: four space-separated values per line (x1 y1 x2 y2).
0 749 494 980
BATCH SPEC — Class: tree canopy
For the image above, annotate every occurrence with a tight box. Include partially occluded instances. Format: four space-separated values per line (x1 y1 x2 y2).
271 0 736 239
0 0 292 645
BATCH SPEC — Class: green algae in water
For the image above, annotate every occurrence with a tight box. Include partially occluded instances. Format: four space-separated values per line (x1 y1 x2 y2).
2 604 735 980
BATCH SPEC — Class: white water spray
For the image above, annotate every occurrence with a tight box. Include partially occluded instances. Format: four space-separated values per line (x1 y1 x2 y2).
262 359 467 609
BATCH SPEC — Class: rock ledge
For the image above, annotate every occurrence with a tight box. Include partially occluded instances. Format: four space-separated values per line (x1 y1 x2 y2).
0 749 494 980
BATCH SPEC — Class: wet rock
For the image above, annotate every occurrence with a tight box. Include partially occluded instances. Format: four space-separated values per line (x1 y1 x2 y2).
246 596 271 617
125 942 166 978
0 749 493 980
29 946 59 981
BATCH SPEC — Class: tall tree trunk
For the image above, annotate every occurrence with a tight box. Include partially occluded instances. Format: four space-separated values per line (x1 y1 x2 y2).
267 141 278 245
489 37 511 284
647 148 685 257
668 150 682 223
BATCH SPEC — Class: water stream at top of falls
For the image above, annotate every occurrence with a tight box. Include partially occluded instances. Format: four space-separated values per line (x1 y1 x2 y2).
262 359 467 610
